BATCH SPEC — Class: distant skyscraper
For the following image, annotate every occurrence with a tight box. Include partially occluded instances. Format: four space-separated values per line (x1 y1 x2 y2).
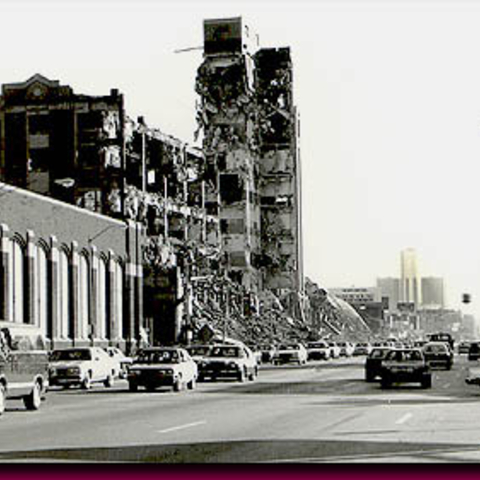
421 277 445 309
400 248 422 307
376 277 400 311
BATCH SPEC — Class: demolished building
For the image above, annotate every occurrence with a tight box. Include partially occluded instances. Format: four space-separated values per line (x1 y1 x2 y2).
196 17 305 321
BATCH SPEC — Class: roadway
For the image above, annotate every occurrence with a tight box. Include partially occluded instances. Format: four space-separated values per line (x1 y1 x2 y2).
2 354 480 462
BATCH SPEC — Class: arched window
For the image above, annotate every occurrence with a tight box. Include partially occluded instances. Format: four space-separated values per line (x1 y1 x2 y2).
78 254 90 340
97 258 107 340
9 238 25 323
35 244 48 335
58 248 70 339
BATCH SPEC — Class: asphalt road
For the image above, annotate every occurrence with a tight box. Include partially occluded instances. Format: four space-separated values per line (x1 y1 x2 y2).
2 354 480 463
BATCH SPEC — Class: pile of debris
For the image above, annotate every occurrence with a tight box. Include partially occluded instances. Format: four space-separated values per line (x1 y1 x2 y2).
304 278 371 341
190 277 309 346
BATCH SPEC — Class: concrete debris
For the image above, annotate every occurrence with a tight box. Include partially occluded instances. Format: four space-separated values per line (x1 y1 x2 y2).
304 278 372 341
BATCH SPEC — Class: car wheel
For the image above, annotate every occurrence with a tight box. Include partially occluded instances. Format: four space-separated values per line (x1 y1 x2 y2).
187 377 196 390
24 381 42 411
81 373 92 390
173 377 183 392
104 373 114 388
421 375 432 389
128 381 138 392
381 377 392 389
0 384 6 415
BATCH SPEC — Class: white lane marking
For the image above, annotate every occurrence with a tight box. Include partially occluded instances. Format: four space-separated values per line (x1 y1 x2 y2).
157 420 206 434
395 413 412 425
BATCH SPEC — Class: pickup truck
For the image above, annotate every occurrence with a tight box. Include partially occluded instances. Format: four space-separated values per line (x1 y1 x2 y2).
0 326 49 415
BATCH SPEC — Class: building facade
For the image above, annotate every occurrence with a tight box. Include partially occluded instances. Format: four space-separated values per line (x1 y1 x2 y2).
421 277 445 309
196 17 304 315
0 181 143 350
400 248 422 307
0 74 124 217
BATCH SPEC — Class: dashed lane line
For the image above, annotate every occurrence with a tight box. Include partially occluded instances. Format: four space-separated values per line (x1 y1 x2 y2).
395 413 412 425
157 420 206 434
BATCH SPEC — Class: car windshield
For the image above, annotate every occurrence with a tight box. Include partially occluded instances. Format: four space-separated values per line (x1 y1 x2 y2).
50 349 92 361
209 347 243 358
425 344 447 353
370 349 390 359
187 347 210 356
386 350 422 362
137 350 180 364
279 344 300 350
307 343 327 348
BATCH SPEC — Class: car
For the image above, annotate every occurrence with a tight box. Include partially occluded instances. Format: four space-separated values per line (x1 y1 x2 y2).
328 342 341 358
458 341 471 355
258 344 276 364
198 344 258 382
306 341 331 361
364 347 392 382
380 348 432 389
337 342 354 357
353 343 372 356
186 345 212 365
49 347 117 389
0 327 49 415
103 346 133 379
422 342 453 370
468 342 480 361
426 333 454 351
272 343 308 365
128 347 198 392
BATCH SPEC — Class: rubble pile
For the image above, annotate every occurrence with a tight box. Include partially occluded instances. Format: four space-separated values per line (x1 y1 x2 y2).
190 276 308 345
305 278 371 341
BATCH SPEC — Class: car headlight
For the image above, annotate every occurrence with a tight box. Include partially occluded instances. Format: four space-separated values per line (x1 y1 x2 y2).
165 369 174 375
49 367 56 375
68 367 81 375
229 362 239 369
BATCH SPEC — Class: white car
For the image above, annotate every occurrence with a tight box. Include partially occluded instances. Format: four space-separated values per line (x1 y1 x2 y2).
353 343 373 356
328 342 341 358
103 346 133 379
198 344 258 382
128 347 198 392
337 342 355 357
49 347 117 389
272 343 308 365
306 341 331 360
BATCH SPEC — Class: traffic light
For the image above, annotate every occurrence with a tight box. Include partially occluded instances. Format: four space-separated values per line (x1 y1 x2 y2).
462 293 472 304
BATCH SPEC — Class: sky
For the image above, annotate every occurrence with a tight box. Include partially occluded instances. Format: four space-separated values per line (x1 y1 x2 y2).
2 0 480 315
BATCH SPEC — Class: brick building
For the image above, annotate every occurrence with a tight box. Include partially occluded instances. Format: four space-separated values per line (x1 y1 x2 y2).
0 74 124 217
0 181 143 350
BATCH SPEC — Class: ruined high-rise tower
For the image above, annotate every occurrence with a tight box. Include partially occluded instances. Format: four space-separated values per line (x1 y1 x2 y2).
196 17 304 313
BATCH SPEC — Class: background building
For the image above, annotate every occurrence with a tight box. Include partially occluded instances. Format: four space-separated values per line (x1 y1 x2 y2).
400 247 422 307
421 277 445 309
0 74 124 217
376 277 400 311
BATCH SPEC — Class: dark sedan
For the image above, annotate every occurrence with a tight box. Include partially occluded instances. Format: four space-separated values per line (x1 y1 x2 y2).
365 347 392 382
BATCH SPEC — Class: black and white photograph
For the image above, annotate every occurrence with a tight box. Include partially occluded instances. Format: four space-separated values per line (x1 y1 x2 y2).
1 0 480 463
